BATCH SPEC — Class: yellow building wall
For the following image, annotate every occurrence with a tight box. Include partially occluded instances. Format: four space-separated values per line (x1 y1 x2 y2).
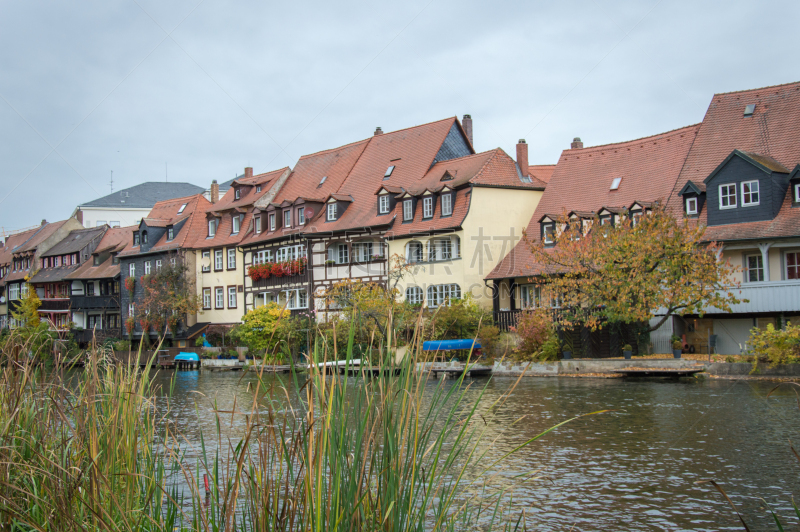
193 248 245 325
389 187 543 309
720 245 790 284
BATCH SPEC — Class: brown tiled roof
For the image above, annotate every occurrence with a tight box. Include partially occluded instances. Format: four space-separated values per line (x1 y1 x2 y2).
40 226 106 257
487 124 700 280
666 81 800 237
208 167 289 214
30 265 80 284
118 194 210 257
13 220 70 254
65 226 136 281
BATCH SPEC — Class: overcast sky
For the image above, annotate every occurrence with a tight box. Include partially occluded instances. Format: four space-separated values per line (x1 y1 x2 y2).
1 0 798 231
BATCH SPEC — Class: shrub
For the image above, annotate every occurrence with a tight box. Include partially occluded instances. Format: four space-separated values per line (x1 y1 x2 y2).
113 340 130 352
194 337 205 347
622 344 633 352
672 339 683 350
477 324 500 354
427 293 491 342
538 335 561 361
747 322 800 367
511 308 555 357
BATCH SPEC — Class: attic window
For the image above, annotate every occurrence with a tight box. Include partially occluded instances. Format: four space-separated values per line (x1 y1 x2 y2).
318 176 327 187
744 104 756 117
384 166 395 179
235 189 241 200
256 185 262 192
441 171 454 182
610 177 622 190
177 204 187 214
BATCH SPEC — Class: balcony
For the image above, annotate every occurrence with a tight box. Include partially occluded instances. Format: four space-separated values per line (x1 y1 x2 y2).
39 298 70 311
703 280 800 314
71 295 119 310
248 270 309 289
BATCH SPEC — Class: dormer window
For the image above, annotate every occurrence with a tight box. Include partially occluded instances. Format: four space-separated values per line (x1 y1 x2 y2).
384 166 395 179
423 197 433 218
269 213 276 231
232 215 241 234
167 226 174 241
686 197 698 215
719 184 737 209
599 215 612 226
403 199 413 221
235 189 241 200
379 195 389 214
441 193 452 216
141 231 148 244
254 215 261 233
133 233 140 246
327 203 337 221
177 204 187 214
794 183 800 204
283 210 291 228
298 207 305 225
542 223 555 245
741 180 759 206
208 219 217 237
256 185 262 193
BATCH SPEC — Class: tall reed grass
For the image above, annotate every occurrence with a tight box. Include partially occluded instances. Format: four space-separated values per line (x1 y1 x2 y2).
0 316 590 531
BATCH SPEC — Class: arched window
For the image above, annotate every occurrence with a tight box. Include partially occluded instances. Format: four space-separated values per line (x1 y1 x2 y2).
405 286 423 305
406 241 423 263
427 284 461 307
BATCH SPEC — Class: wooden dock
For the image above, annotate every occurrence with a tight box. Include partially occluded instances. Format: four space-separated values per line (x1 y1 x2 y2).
612 368 704 378
431 366 493 379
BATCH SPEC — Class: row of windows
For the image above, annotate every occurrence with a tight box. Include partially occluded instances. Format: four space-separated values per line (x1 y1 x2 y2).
127 258 176 278
517 285 562 309
202 287 239 310
7 283 29 301
745 251 800 282
254 289 308 310
404 284 461 307
12 257 31 272
719 180 760 210
41 253 80 269
398 195 453 221
325 242 385 264
254 245 307 265
201 248 238 272
405 237 460 262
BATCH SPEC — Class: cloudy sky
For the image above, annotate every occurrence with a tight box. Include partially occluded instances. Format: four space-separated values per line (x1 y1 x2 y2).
1 0 798 230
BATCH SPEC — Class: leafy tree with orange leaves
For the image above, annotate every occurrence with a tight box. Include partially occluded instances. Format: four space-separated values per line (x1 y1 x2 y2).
524 205 744 332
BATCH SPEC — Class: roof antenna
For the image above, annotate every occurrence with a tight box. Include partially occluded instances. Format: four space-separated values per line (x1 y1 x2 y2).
110 170 113 193
165 162 168 182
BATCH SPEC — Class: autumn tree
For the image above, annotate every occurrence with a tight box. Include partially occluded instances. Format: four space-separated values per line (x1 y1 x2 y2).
234 303 292 362
5 280 55 360
524 205 743 332
138 254 201 341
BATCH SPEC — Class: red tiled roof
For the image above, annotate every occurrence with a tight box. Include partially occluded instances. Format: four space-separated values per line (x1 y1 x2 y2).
118 194 211 256
529 164 555 184
64 225 135 281
665 80 800 240
209 167 289 214
0 228 40 287
305 117 461 234
487 124 700 280
4 219 75 283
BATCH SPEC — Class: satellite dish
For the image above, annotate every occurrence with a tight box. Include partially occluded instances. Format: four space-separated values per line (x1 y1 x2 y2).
304 208 314 219
201 255 211 269
0 296 5 303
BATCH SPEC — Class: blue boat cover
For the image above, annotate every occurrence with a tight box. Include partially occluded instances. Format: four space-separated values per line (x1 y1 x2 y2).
174 352 200 362
422 339 481 351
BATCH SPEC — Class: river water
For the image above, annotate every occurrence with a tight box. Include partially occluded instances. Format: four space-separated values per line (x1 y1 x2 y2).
152 370 800 531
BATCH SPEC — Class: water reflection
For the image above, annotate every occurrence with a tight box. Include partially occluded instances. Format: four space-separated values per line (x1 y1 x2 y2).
149 370 800 531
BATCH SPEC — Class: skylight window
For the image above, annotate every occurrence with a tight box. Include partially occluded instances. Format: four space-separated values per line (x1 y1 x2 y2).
610 177 622 190
744 104 756 117
319 176 327 185
384 166 395 180
177 204 187 214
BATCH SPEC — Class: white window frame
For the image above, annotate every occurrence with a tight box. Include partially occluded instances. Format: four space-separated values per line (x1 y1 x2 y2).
741 180 760 206
407 241 423 263
405 286 423 305
786 251 800 280
426 284 461 308
327 203 337 221
403 199 413 221
8 284 19 301
746 254 764 283
284 210 291 228
144 261 151 275
227 248 236 269
215 287 224 309
254 215 262 234
719 183 737 209
379 195 390 214
177 204 187 214
202 251 210 272
519 285 541 309
423 197 433 218
232 215 241 234
202 289 211 309
228 287 237 308
128 303 134 317
254 250 272 265
795 183 800 203
214 249 223 270
543 223 555 244
441 193 452 216
129 263 135 277
155 259 162 271
429 238 452 261
208 219 216 237
685 197 698 215
298 208 305 225
328 243 349 264
269 213 276 231
354 242 374 262
283 288 308 310
167 227 174 241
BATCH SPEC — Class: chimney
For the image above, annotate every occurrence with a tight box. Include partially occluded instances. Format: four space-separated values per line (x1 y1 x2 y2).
570 137 584 149
41 219 47 226
516 139 529 177
374 127 383 136
210 180 219 204
462 114 473 147
244 167 253 179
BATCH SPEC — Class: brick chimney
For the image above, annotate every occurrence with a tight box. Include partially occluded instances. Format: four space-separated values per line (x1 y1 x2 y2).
516 139 529 177
244 167 253 179
374 127 383 135
41 219 47 226
462 114 473 147
210 180 219 204
570 137 584 149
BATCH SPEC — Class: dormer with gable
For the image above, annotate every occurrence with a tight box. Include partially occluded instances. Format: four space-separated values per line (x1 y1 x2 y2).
567 211 596 236
324 194 353 223
789 165 800 207
539 214 558 246
678 181 705 218
597 207 625 227
703 149 790 226
396 191 418 223
375 185 401 216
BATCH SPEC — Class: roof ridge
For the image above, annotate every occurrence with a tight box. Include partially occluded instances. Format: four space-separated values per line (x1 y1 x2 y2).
713 80 800 97
559 123 701 155
467 148 504 184
297 138 371 160
377 116 456 139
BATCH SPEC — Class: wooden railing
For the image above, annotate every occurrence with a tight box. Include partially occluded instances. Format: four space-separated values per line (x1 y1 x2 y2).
494 310 522 331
